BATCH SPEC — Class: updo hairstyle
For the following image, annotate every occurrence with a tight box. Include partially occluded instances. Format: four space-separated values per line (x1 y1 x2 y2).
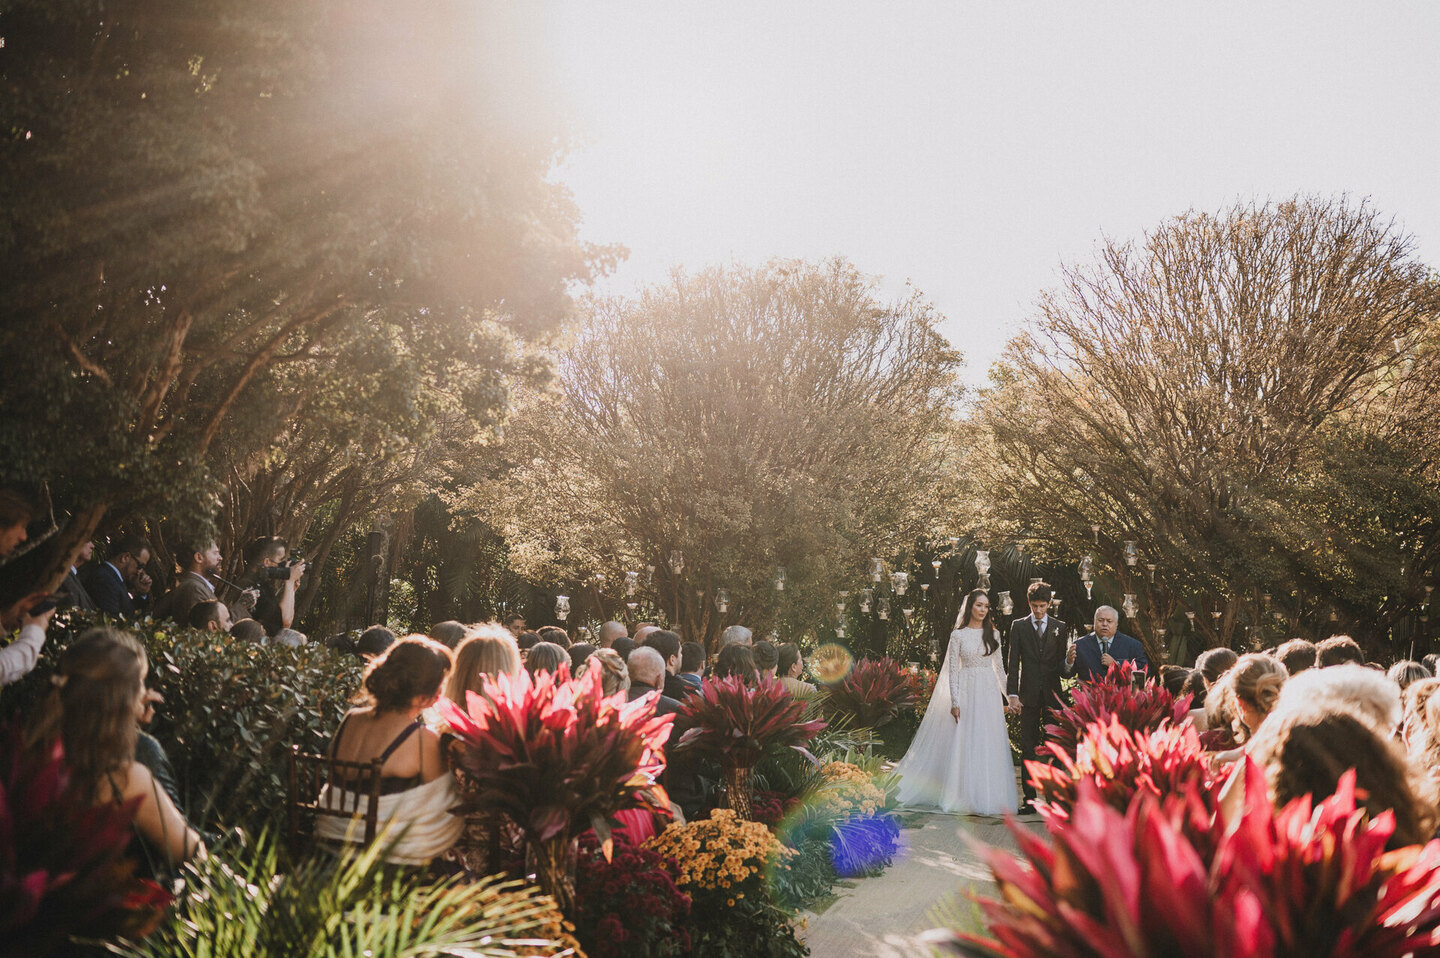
361 635 452 711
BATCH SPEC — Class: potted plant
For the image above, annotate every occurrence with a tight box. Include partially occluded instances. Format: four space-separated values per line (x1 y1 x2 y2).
440 665 674 913
1043 660 1191 758
674 677 826 820
820 657 922 750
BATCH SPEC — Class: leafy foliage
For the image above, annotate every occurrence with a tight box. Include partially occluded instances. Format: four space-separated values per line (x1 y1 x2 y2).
942 764 1440 958
0 727 170 955
819 657 922 730
1043 662 1191 757
110 829 575 957
675 677 827 768
440 665 673 846
1027 715 1219 822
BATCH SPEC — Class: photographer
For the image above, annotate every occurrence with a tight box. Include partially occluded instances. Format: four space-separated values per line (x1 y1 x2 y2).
240 536 307 638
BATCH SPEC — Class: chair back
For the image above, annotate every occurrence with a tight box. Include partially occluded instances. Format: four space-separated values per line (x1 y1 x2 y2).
286 745 384 857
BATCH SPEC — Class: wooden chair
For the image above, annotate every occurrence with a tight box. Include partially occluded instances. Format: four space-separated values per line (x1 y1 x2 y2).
285 746 384 858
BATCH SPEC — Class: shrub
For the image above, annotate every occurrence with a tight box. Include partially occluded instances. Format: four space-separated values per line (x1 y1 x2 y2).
1043 661 1191 758
1026 715 1220 821
0 726 170 954
675 677 827 768
572 833 691 958
936 763 1440 958
820 657 922 730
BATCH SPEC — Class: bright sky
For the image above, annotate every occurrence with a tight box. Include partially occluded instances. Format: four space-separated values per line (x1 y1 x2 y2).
539 3 1440 386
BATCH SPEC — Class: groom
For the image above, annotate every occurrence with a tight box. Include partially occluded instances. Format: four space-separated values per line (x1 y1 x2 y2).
1005 581 1068 809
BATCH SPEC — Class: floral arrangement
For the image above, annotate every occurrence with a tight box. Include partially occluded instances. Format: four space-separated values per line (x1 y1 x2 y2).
820 657 923 730
751 789 798 827
937 762 1440 957
1043 660 1191 757
0 727 171 954
676 677 827 768
1026 715 1220 821
807 761 887 822
572 833 691 958
439 664 674 911
644 808 793 898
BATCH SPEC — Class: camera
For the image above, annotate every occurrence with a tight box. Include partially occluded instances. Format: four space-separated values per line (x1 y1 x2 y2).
261 556 304 580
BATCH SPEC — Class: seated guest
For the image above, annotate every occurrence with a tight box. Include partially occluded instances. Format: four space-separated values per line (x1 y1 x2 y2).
515 631 542 660
320 636 461 865
714 644 759 686
26 627 204 867
753 640 779 682
357 625 397 660
444 625 522 707
776 644 816 696
1278 663 1401 735
79 533 154 617
187 599 232 633
1159 664 1191 698
428 620 468 650
678 641 705 693
1400 677 1440 768
1389 660 1432 691
1246 703 1434 850
611 636 636 661
567 642 596 675
1186 647 1239 732
229 617 267 643
272 627 307 647
537 626 570 650
0 593 56 686
1425 653 1440 676
579 648 630 697
641 629 689 700
1207 654 1288 767
59 538 97 611
1316 634 1364 667
719 625 753 648
1276 638 1317 675
626 647 681 716
524 641 569 680
597 620 628 649
633 624 659 648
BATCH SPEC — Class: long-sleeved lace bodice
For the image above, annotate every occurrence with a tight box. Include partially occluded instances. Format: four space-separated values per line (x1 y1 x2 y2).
948 627 1008 703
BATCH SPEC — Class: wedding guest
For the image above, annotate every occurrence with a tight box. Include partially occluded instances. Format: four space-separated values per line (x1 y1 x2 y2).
714 644 759 686
537 625 570 650
1159 665 1191 698
502 613 526 637
515 630 540 659
1275 663 1401 737
154 538 241 627
0 596 55 686
1316 635 1364 667
1207 654 1288 766
633 624 659 647
597 620 628 649
1425 653 1440 676
1196 647 1239 688
444 625 521 705
1276 638 1317 675
230 617 266 643
1185 647 1239 732
321 636 460 865
776 644 816 696
611 637 636 661
579 648 630 696
719 625 753 648
678 641 705 693
1400 677 1440 765
642 629 689 700
567 642 597 675
357 625 397 659
626 647 682 716
0 489 32 562
187 599 232 633
428 620 468 650
80 533 153 617
27 627 204 867
524 641 568 679
238 537 305 637
59 539 97 611
753 640 779 682
1389 660 1432 691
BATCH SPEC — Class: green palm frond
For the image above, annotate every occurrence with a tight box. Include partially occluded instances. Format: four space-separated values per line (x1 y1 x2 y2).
108 830 572 958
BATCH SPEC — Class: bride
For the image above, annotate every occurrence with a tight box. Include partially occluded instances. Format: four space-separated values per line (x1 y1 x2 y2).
893 589 1018 814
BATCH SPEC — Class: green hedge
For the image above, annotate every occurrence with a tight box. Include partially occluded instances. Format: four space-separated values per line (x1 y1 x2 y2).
0 612 363 833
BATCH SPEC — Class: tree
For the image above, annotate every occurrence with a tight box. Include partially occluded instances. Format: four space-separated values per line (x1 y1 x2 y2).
0 0 614 597
467 260 968 647
980 198 1439 658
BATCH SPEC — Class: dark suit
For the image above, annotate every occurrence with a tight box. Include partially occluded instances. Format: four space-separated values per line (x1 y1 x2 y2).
79 562 137 617
59 569 97 612
1068 632 1148 683
1005 615 1068 799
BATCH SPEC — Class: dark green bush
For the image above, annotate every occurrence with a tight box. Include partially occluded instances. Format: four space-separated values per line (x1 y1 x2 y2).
0 611 362 833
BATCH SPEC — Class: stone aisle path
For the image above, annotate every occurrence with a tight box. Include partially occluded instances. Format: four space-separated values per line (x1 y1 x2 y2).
797 809 1040 958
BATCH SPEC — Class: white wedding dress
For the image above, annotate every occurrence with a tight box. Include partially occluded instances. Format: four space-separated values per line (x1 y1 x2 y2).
893 626 1018 815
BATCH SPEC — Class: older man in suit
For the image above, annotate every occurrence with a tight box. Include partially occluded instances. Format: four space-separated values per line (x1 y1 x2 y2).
1066 605 1148 682
1005 581 1068 808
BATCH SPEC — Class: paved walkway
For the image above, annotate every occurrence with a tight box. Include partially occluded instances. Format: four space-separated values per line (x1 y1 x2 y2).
798 809 1039 957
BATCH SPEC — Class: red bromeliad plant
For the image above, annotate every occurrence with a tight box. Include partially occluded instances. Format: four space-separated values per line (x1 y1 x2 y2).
821 657 923 730
0 728 171 954
939 761 1440 958
674 677 826 819
1026 715 1220 821
438 665 674 911
1043 661 1191 758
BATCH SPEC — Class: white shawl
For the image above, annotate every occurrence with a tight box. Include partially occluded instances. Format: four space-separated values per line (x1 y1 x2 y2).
314 771 463 865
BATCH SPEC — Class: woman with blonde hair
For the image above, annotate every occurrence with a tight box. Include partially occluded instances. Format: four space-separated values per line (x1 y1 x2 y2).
579 647 630 697
444 625 521 705
1212 653 1288 746
27 627 204 868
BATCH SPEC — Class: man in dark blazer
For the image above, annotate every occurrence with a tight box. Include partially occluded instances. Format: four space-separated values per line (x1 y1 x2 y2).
79 533 153 617
59 539 98 611
1066 604 1148 682
1005 581 1068 808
